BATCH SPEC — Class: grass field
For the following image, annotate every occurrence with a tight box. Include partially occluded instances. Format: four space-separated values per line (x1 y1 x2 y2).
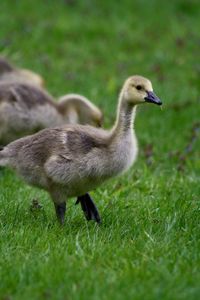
0 1 200 299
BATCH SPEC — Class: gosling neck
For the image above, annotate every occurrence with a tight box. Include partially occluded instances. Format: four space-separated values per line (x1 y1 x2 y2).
111 94 137 137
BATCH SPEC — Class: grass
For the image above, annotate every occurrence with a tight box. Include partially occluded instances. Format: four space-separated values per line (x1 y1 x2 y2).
0 0 200 299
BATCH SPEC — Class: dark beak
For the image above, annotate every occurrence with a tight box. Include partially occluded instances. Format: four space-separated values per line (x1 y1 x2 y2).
95 119 103 128
144 91 162 106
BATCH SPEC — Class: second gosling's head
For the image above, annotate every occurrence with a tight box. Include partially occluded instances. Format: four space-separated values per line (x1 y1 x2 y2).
122 75 162 106
58 94 103 127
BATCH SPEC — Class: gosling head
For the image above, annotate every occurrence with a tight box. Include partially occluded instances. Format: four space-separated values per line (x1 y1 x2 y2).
16 69 45 87
87 108 103 127
58 95 103 127
122 75 162 106
71 104 103 127
0 57 14 74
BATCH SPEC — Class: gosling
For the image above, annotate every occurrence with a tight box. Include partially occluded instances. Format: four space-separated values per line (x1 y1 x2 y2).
0 57 44 87
0 75 162 224
0 82 103 145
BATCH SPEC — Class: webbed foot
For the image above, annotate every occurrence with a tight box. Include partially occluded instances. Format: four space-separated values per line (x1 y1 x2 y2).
54 202 66 225
76 193 101 224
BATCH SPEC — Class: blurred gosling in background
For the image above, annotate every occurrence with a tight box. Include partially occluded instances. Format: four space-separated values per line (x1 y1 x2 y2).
0 82 103 145
0 57 44 87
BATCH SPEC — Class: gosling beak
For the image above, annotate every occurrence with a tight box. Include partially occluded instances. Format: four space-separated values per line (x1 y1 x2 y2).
144 91 162 106
96 120 102 128
96 117 103 128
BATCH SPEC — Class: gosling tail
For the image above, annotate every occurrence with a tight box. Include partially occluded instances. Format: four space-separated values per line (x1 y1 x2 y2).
0 147 9 167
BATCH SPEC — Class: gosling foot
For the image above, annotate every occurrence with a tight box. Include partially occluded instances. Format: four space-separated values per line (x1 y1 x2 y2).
75 193 101 224
54 202 66 225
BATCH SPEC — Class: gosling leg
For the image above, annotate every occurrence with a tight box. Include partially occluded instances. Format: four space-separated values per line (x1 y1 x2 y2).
76 193 101 223
54 202 66 225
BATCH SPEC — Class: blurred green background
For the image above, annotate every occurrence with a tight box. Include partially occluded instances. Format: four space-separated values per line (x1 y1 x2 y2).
0 1 200 299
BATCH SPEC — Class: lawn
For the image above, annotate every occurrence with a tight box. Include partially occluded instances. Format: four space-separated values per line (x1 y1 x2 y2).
0 0 200 299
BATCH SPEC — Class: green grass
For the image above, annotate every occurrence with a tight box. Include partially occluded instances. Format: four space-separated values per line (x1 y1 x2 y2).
0 0 200 299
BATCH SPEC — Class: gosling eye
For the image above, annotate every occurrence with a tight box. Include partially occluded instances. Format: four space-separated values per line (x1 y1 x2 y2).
136 85 142 91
